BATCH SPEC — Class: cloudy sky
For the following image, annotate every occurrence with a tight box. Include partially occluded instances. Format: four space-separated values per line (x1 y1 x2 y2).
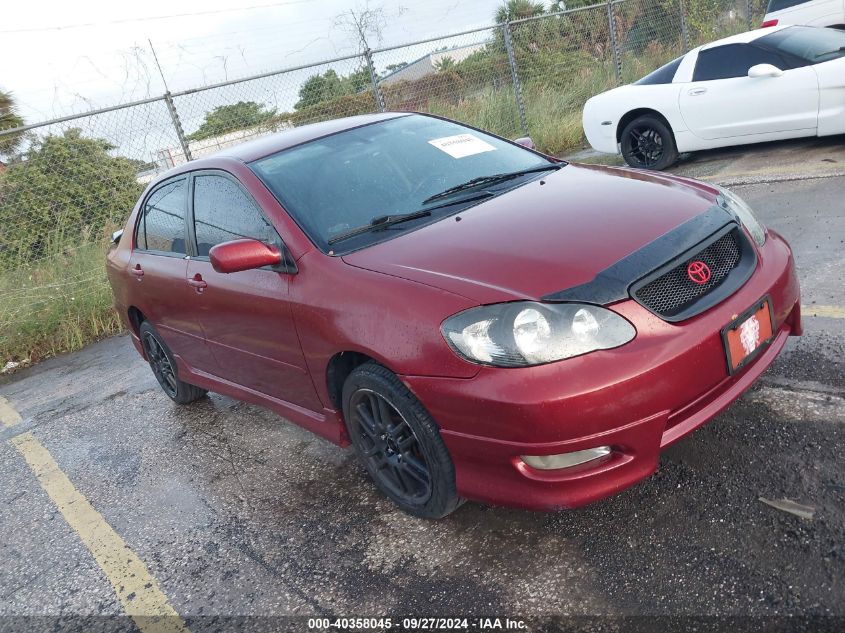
2 0 509 124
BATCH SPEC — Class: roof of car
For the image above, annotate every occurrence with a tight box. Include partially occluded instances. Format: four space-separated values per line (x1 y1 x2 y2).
214 111 412 162
699 24 789 51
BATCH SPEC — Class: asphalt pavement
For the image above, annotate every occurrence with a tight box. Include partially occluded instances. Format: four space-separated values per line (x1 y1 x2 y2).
1 171 843 632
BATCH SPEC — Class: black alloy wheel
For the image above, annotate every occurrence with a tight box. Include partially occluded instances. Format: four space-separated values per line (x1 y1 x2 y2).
139 321 207 404
348 388 432 505
621 115 679 171
342 362 462 518
142 329 178 398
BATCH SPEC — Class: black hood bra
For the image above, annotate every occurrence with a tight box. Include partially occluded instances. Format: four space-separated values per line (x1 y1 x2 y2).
542 204 758 322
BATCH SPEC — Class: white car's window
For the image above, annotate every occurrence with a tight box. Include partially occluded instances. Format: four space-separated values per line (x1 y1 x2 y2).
766 0 810 11
635 56 684 85
758 26 845 64
693 43 798 81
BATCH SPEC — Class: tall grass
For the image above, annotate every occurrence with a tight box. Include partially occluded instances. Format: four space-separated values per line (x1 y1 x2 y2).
0 241 122 365
428 43 683 157
428 59 620 156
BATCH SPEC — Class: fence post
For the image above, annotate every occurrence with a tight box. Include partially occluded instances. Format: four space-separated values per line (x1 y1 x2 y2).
163 92 192 162
679 0 690 51
365 49 386 113
607 0 622 86
746 0 754 30
503 23 530 137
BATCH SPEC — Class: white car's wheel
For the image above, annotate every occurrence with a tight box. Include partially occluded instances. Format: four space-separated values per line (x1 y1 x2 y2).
620 115 679 171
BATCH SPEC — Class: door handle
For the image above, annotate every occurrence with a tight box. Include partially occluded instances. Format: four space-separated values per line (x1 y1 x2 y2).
130 264 144 279
187 274 207 292
688 87 707 96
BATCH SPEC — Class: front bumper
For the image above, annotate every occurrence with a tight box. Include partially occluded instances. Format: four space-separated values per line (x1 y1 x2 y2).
401 230 801 510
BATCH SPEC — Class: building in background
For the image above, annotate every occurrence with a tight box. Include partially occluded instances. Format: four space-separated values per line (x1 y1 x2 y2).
381 42 487 85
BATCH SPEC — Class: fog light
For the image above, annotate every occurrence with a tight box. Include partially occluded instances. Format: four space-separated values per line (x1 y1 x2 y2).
521 446 611 470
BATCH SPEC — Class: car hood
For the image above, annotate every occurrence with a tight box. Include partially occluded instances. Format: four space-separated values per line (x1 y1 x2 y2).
342 163 720 304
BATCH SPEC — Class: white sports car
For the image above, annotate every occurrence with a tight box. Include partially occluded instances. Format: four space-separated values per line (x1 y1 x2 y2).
582 25 845 170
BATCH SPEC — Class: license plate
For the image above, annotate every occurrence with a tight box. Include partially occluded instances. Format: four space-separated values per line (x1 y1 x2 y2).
721 297 775 374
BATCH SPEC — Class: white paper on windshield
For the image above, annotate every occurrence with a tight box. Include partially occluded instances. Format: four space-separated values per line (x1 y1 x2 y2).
428 134 497 159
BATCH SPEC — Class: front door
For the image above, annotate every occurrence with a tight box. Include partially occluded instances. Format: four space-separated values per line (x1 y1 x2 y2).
185 171 321 411
680 43 818 140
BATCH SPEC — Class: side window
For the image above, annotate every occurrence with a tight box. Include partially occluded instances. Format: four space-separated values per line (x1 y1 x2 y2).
635 56 684 85
693 44 793 82
192 174 276 257
136 178 188 254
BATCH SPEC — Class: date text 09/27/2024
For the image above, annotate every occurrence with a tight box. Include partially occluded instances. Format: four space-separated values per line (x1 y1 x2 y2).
307 617 528 630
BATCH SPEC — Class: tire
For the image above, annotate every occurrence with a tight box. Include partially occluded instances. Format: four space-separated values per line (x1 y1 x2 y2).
342 362 463 519
620 115 679 170
139 321 207 405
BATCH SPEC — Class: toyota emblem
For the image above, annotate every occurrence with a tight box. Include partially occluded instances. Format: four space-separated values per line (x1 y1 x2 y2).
687 260 711 285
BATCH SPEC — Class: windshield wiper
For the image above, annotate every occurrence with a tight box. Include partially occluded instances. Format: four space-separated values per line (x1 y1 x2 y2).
815 45 845 58
328 210 432 245
422 163 562 205
327 192 494 246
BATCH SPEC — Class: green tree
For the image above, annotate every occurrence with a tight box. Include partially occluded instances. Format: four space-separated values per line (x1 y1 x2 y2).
295 70 346 110
384 62 409 74
0 89 25 156
187 101 276 141
344 67 372 94
491 0 546 54
295 67 373 110
494 0 546 23
0 128 142 264
434 56 457 73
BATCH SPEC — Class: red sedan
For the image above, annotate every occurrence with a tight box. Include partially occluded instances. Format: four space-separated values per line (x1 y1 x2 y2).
107 113 801 518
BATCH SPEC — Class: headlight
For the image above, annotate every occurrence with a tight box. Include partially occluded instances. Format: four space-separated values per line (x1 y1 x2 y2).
716 186 766 247
441 302 636 367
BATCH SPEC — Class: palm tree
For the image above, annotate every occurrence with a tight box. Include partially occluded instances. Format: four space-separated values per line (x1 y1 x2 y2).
495 0 546 23
0 89 25 156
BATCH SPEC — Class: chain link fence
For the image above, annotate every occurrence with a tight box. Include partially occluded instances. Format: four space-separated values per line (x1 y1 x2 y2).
0 0 772 364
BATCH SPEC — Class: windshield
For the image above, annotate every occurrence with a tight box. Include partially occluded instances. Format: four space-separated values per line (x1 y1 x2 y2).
250 114 554 252
758 26 845 64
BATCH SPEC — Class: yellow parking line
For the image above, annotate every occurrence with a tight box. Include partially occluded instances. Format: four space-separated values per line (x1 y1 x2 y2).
0 397 22 428
802 304 845 319
1 398 189 633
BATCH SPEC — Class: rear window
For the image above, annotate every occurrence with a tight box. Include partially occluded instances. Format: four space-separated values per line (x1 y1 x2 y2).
635 56 684 85
757 25 845 64
766 0 809 12
136 178 188 254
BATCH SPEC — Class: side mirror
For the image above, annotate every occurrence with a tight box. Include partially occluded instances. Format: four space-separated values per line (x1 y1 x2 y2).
514 136 536 150
209 239 282 274
748 63 783 78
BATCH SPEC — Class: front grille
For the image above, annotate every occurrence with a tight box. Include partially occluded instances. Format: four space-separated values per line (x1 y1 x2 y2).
633 229 742 318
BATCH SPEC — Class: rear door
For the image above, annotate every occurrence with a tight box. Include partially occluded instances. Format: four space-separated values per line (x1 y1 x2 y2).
679 43 818 140
130 176 213 370
185 170 321 410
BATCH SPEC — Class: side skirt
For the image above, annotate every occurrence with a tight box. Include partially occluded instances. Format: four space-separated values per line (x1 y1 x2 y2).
175 357 349 447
